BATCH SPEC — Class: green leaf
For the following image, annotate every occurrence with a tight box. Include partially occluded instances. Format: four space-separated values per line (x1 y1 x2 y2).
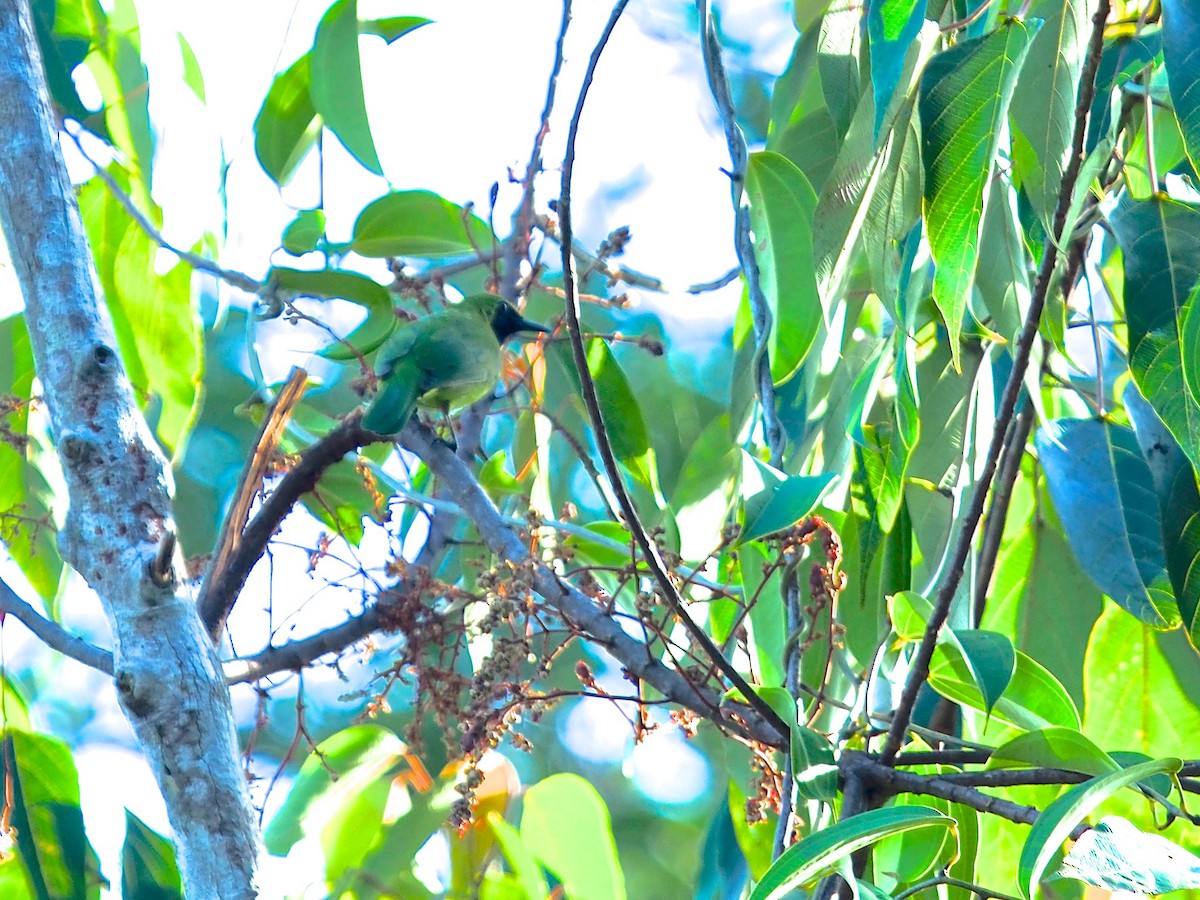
264 725 407 856
1124 382 1200 650
1162 0 1200 174
351 190 495 258
1112 197 1200 471
919 18 1039 368
739 453 835 545
1010 0 1091 228
8 730 102 900
310 0 381 174
85 0 153 200
1082 603 1200 759
266 267 396 361
176 33 205 103
867 0 926 137
929 643 1080 732
791 725 838 802
488 815 549 900
361 15 431 42
253 53 320 186
521 775 625 900
1018 758 1182 898
584 339 658 493
281 209 327 255
888 589 933 641
749 806 955 900
944 629 1016 718
738 540 785 688
121 811 181 900
0 314 63 602
1036 418 1179 628
988 728 1119 775
745 151 821 385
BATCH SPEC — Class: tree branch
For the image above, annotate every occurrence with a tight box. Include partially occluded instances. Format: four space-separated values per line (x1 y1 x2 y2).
0 576 112 675
879 0 1114 765
555 0 789 740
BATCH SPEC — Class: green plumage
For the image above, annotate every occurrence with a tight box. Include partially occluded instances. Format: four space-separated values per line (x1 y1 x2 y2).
362 294 549 435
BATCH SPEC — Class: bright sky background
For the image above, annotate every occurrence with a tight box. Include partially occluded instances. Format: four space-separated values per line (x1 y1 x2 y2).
3 0 796 895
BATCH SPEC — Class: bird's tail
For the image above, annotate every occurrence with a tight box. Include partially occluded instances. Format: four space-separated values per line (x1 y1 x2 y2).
362 368 419 435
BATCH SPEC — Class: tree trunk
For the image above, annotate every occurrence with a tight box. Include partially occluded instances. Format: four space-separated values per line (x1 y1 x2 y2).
0 2 259 896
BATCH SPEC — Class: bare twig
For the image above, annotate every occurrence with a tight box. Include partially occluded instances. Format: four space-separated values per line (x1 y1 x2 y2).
555 0 789 739
0 576 113 674
697 0 785 466
879 0 1113 765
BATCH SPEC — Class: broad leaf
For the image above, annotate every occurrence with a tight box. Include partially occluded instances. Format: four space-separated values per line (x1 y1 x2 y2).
521 775 625 900
745 151 821 385
920 19 1039 368
1036 418 1178 628
121 811 181 899
1162 0 1200 174
254 54 319 185
351 190 495 258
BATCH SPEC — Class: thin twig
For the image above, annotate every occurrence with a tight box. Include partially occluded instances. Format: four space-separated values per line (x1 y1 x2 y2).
556 0 789 739
66 125 262 294
879 0 1113 765
894 874 1023 900
0 577 112 674
697 0 785 466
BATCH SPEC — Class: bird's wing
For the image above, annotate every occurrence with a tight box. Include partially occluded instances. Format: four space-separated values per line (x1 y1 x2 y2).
405 312 499 395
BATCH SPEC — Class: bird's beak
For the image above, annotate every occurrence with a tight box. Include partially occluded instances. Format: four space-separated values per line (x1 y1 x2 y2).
517 316 551 336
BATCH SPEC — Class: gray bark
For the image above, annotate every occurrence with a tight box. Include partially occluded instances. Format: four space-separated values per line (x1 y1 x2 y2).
0 2 259 896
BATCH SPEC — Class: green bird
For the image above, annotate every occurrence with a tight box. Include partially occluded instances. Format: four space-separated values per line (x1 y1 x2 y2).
362 293 550 436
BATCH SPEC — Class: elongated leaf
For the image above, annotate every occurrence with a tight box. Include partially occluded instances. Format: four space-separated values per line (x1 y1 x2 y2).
1125 382 1200 648
988 727 1119 775
585 339 657 493
868 0 926 138
521 775 625 900
1010 0 1093 228
920 19 1039 368
1112 197 1200 470
121 811 181 899
929 643 1080 731
1018 758 1182 898
254 54 319 185
792 725 838 802
351 190 495 258
745 151 821 385
1036 418 1178 628
1163 0 1200 174
0 315 62 602
7 730 102 900
311 0 381 174
749 806 955 900
739 539 785 688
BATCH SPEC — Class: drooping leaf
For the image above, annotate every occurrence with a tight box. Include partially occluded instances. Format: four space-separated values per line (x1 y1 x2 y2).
310 0 382 174
738 538 785 688
7 730 103 900
177 33 205 103
1036 418 1179 628
745 151 821 385
254 54 320 186
867 0 926 138
1125 382 1200 649
351 190 495 258
919 18 1039 368
1162 0 1200 174
1112 197 1200 470
943 629 1016 719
